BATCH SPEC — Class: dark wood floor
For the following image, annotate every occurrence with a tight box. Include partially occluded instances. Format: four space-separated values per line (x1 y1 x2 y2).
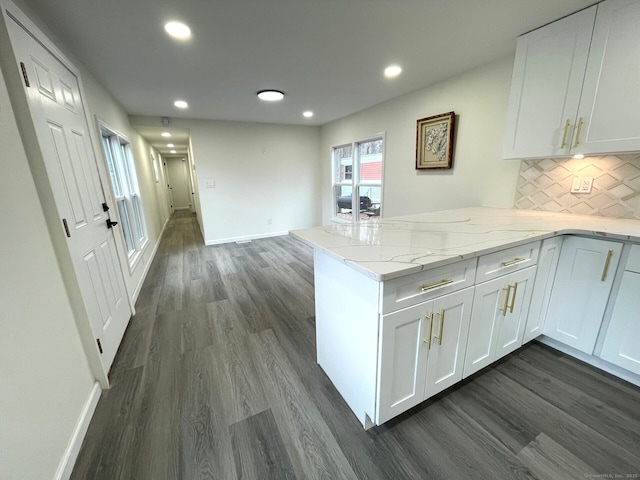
71 210 640 480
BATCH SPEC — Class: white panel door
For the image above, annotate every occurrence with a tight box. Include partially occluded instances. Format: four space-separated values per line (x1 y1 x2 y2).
8 18 131 373
502 6 596 159
377 302 430 424
425 288 473 398
543 237 621 354
600 271 640 374
576 0 640 154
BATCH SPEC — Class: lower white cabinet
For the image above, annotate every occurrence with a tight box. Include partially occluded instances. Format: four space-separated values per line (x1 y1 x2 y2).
464 266 537 377
599 272 640 374
377 287 474 424
543 237 622 354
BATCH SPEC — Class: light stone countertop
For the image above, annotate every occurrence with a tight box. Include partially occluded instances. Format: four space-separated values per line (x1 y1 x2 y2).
289 207 640 281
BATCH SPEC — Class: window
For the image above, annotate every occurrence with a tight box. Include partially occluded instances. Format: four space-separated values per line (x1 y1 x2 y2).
100 128 147 269
332 135 384 222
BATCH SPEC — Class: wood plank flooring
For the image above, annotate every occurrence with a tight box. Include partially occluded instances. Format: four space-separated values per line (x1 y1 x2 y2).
71 211 640 480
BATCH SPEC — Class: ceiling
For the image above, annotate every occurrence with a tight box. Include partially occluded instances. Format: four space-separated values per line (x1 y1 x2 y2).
20 0 598 153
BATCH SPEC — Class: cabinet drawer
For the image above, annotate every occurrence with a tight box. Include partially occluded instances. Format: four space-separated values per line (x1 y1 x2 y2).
626 244 640 273
382 259 476 314
476 241 540 283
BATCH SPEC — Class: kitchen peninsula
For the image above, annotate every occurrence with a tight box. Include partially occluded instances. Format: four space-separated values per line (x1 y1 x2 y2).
290 207 640 427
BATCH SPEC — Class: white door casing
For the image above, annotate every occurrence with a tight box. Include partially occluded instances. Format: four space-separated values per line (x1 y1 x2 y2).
6 15 132 374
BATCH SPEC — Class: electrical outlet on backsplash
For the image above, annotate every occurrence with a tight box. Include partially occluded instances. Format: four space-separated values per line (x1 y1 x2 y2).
514 153 640 220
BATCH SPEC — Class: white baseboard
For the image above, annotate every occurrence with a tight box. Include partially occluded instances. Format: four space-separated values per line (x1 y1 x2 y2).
205 231 289 246
131 216 169 304
54 382 102 480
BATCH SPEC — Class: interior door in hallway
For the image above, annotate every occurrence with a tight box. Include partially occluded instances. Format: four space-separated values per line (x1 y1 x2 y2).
166 156 192 210
7 16 132 374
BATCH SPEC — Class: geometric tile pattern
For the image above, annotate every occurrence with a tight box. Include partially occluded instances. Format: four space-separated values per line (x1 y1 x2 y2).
514 153 640 220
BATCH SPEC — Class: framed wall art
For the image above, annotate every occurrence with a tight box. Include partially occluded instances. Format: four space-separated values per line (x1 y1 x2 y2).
415 111 455 170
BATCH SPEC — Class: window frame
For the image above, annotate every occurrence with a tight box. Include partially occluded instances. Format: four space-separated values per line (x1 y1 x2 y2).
331 133 385 223
99 124 148 272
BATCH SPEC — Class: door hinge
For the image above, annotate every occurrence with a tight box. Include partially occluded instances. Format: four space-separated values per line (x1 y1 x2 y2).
96 338 103 354
19 62 30 87
62 218 71 238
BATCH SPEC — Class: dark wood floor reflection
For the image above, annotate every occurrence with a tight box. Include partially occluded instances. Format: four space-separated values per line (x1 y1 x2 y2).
71 211 640 480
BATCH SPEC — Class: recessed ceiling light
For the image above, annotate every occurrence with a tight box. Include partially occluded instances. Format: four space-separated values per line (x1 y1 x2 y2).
167 143 175 147
164 21 191 40
303 111 314 118
170 150 177 154
174 100 188 109
257 90 284 101
161 132 171 137
384 65 402 78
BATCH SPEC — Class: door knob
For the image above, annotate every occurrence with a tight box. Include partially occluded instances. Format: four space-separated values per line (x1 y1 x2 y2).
106 219 119 228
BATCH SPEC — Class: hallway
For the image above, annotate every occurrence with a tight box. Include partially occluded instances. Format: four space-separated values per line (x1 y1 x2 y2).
70 211 640 479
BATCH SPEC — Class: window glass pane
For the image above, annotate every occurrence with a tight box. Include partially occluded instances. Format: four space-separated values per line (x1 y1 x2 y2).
333 144 353 184
118 143 134 193
358 139 383 183
335 185 353 221
102 136 122 197
117 199 135 255
358 185 381 222
132 195 145 243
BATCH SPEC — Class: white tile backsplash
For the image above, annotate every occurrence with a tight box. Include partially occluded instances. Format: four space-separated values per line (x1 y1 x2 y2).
514 154 640 220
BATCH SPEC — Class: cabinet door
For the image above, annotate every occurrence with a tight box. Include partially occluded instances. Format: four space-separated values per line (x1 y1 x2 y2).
576 0 640 155
494 266 536 360
524 237 563 343
543 237 622 354
464 277 505 377
600 271 640 374
425 288 474 398
377 302 430 424
502 6 596 159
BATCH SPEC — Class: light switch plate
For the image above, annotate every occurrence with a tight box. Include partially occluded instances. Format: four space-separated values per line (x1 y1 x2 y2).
571 177 593 194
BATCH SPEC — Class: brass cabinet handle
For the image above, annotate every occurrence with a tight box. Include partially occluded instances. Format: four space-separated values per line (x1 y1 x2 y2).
501 257 525 267
509 282 519 314
421 279 454 292
433 309 445 346
573 117 584 147
501 285 512 316
601 249 613 282
424 312 434 350
561 119 571 148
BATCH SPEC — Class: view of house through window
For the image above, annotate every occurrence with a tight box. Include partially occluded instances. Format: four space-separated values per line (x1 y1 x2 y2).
100 127 147 269
333 136 384 222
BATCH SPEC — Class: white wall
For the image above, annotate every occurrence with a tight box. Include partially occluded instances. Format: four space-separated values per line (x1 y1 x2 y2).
320 56 521 223
0 58 96 480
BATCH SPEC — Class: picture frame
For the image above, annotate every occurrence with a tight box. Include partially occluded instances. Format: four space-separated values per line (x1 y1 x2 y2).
415 111 455 170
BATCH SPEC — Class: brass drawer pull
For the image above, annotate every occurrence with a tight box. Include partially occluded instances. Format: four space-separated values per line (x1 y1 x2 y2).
601 249 613 282
501 257 525 267
561 119 571 148
421 279 454 292
501 285 512 316
509 282 519 314
573 117 584 147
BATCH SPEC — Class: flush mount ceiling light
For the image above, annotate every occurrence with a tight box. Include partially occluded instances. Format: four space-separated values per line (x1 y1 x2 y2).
164 21 191 40
303 111 314 118
384 65 402 78
170 150 177 154
161 132 171 137
174 100 189 109
167 143 175 147
257 90 284 101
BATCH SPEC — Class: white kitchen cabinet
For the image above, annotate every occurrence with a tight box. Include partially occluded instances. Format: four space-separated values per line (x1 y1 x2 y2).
576 0 640 155
599 245 640 374
502 6 596 159
524 237 563 343
543 237 622 354
503 0 640 159
377 287 474 424
463 266 536 378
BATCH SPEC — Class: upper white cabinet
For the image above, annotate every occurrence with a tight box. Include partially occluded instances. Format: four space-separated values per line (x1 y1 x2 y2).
543 236 622 354
503 0 640 159
503 6 596 159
